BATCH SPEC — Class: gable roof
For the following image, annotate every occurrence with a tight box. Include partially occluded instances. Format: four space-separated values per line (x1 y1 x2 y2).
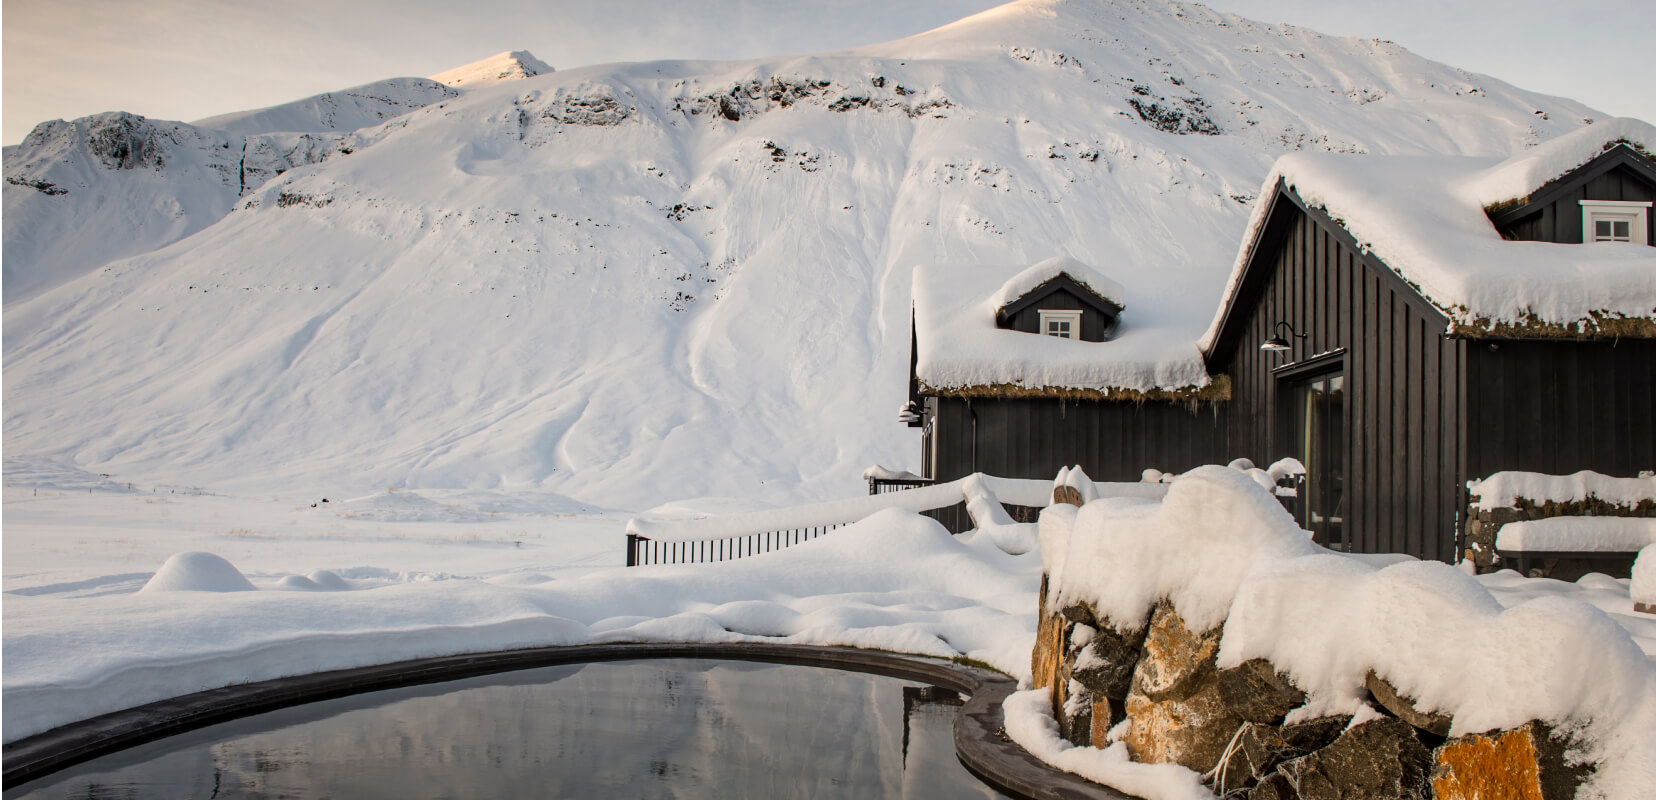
988 256 1126 321
912 257 1212 399
1469 117 1656 209
1485 144 1656 230
1200 118 1656 354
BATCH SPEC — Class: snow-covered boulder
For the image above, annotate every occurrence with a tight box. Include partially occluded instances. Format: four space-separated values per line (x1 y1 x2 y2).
138 552 257 593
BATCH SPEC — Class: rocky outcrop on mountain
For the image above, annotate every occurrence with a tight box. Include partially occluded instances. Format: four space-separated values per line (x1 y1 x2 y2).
2 111 364 301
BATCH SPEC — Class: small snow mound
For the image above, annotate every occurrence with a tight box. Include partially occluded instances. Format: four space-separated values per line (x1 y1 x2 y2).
307 569 351 590
337 489 489 522
274 575 322 590
1266 457 1307 481
488 572 556 587
1634 546 1656 608
139 552 257 593
430 50 553 89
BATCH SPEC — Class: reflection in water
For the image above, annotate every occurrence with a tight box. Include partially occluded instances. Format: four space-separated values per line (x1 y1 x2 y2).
11 659 1007 799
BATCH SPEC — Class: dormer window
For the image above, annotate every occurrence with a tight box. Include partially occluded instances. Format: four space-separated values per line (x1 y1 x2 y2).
1040 309 1082 339
1580 200 1650 244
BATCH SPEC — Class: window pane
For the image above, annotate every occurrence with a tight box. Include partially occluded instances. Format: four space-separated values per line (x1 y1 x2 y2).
1614 220 1630 239
1596 219 1613 238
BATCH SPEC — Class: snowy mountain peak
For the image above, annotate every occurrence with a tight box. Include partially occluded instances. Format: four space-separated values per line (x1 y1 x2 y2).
429 50 553 89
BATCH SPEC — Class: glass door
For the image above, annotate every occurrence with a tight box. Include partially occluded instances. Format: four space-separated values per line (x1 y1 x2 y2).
1291 372 1345 549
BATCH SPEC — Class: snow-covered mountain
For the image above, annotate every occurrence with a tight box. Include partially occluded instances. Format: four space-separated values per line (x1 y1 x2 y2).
2 53 540 302
430 50 554 89
2 0 1599 508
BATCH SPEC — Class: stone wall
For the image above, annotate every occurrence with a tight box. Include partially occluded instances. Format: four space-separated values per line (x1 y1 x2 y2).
1465 496 1656 578
1030 584 1591 799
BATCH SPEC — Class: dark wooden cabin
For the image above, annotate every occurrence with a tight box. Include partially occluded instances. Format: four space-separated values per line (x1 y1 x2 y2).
1203 136 1656 561
897 124 1656 564
904 257 1226 487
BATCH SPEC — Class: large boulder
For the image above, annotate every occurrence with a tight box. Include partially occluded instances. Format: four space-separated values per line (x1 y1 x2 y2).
1365 672 1452 738
1209 716 1349 796
1130 601 1221 700
1032 576 1066 695
1270 717 1433 800
1123 603 1304 773
1431 721 1591 800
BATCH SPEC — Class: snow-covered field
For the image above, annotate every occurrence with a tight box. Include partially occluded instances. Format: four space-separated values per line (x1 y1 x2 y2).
7 465 1653 740
0 463 1043 745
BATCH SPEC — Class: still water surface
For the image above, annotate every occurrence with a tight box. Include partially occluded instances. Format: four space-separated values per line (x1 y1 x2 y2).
10 658 1009 799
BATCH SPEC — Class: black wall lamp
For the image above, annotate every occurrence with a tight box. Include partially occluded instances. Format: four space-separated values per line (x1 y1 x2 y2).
1260 322 1307 352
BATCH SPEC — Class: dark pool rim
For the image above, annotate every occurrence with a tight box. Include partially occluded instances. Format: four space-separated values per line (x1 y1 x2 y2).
2 642 1137 799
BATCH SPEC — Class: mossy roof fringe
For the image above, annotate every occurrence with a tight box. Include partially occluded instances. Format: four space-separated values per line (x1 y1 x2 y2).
1448 309 1656 340
919 373 1230 405
1481 138 1655 214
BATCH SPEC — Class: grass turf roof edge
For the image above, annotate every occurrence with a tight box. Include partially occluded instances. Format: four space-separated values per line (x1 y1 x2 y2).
917 373 1231 405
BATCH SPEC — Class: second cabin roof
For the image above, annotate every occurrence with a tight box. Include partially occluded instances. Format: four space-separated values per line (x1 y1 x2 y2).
1201 118 1656 352
913 256 1212 398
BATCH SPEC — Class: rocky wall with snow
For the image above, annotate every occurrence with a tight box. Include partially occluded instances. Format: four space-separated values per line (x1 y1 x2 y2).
1024 466 1655 800
1465 470 1656 576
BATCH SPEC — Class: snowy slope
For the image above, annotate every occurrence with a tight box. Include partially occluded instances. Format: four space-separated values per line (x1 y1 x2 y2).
192 77 460 138
2 0 1600 509
1 66 490 302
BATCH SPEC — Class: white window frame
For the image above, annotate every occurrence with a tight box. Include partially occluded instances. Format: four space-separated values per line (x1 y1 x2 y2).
1580 199 1651 245
1039 309 1083 339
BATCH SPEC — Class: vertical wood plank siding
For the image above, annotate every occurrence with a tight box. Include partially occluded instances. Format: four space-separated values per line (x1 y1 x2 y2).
1214 197 1467 561
928 397 1227 484
1465 340 1656 480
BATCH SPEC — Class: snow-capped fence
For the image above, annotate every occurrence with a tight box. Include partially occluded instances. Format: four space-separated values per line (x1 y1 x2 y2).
625 525 848 567
623 475 1167 567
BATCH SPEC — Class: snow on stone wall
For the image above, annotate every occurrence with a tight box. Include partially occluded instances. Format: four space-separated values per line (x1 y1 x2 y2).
1030 465 1656 800
1469 469 1656 512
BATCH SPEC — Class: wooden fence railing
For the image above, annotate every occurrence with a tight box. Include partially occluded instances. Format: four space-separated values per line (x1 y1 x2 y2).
625 525 849 567
624 475 1067 567
868 477 934 495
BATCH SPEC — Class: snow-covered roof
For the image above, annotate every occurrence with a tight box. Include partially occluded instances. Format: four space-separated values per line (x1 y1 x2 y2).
1201 119 1656 351
914 258 1212 397
987 256 1125 313
1469 117 1656 208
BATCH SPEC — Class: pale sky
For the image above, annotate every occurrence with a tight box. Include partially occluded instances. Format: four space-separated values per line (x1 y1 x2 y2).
4 0 1651 146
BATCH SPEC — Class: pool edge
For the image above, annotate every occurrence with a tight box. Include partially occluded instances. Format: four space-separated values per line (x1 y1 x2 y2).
2 642 1138 799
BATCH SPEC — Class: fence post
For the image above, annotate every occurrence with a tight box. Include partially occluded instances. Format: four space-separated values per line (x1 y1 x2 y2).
625 533 642 567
